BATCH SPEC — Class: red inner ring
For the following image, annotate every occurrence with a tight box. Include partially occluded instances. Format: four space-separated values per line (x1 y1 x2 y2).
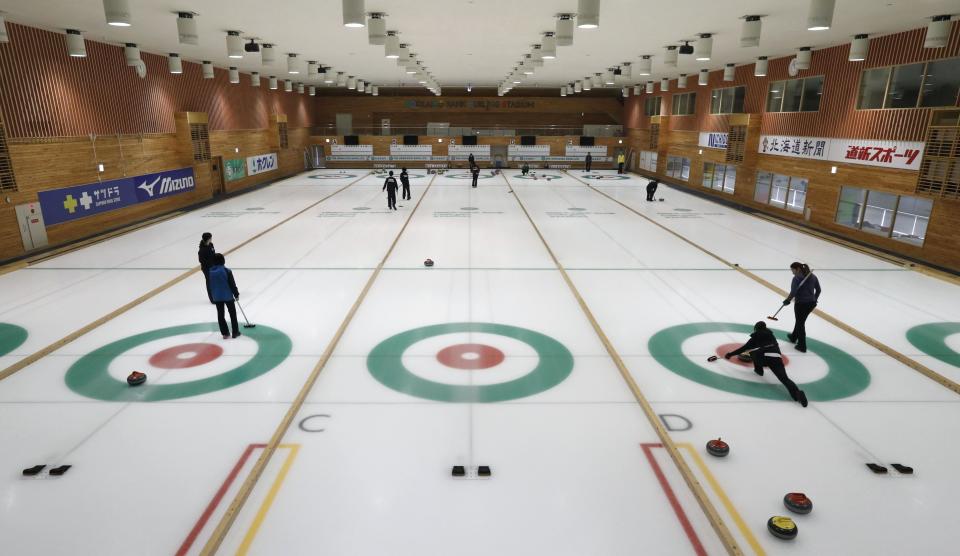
436 343 505 370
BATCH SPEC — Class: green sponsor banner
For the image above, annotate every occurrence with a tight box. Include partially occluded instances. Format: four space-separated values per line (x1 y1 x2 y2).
224 158 246 182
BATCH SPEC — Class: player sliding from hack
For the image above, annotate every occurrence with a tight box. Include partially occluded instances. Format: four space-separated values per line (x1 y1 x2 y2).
724 321 808 408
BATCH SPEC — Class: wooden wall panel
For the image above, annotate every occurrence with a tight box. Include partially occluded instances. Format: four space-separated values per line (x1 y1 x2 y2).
0 22 318 137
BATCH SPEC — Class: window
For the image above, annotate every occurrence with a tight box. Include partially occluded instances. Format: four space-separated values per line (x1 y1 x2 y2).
710 86 745 114
671 92 697 115
638 150 658 172
666 156 690 180
703 163 736 194
755 172 808 212
836 187 936 245
836 186 867 228
891 196 934 245
767 76 823 112
921 58 960 108
858 57 960 109
644 96 662 116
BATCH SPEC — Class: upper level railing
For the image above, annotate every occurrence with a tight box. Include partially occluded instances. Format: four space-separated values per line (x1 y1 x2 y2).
309 124 625 137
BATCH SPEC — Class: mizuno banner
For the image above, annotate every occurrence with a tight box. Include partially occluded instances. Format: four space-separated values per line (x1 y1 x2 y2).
37 167 195 226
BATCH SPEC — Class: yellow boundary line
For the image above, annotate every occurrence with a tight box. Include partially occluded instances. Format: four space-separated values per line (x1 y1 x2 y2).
571 172 960 396
199 174 438 555
236 443 301 556
0 173 368 383
677 443 766 556
505 174 745 556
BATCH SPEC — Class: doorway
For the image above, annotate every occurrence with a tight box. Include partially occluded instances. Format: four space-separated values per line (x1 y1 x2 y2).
211 156 225 196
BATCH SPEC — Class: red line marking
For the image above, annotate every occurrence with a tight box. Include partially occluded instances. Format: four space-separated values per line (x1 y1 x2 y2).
176 443 268 556
640 443 708 556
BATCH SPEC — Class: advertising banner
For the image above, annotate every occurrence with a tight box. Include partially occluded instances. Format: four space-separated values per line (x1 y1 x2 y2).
38 167 195 226
246 153 278 176
224 158 246 182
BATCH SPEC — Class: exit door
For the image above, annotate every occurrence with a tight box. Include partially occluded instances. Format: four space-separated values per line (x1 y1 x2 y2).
211 156 225 196
15 202 48 252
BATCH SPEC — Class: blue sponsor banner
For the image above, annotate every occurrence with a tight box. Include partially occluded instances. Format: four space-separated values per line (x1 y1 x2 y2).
38 167 195 226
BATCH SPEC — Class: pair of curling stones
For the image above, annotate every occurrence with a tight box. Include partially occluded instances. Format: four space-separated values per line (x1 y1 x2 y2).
768 493 813 540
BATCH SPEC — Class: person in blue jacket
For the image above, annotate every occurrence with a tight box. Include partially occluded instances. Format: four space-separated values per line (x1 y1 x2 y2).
208 253 241 339
782 262 821 352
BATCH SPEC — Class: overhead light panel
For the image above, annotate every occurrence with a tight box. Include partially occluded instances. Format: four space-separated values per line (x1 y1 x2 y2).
368 12 386 44
168 53 182 74
695 33 712 61
226 31 243 58
796 47 812 70
755 56 768 76
849 34 869 61
556 14 574 45
103 0 131 27
577 0 599 29
924 15 952 48
66 29 86 57
741 15 761 47
176 12 198 45
342 0 365 28
807 0 835 31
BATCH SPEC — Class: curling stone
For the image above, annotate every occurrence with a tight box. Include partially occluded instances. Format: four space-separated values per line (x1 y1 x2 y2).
737 353 753 363
783 492 813 514
767 516 798 540
127 371 146 386
706 438 729 458
424 258 434 267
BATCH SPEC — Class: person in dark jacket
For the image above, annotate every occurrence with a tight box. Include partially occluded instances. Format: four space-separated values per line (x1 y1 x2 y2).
468 153 476 168
383 171 399 210
521 163 530 176
584 152 593 172
726 321 807 407
782 262 821 352
208 253 240 339
646 180 659 201
400 168 411 200
198 232 216 303
470 165 480 188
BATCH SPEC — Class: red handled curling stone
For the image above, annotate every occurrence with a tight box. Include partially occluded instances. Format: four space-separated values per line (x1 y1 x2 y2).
424 258 434 267
127 371 147 386
706 438 730 458
767 516 798 540
783 492 813 514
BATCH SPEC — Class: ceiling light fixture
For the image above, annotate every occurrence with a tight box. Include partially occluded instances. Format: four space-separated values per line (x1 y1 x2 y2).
796 46 812 70
124 43 141 66
384 30 399 58
269 75 278 89
0 13 7 43
261 43 275 64
664 45 678 67
574 80 583 93
176 12 198 45
646 81 654 93
202 60 214 79
103 0 131 27
251 71 260 87
698 69 709 85
342 0 365 28
924 15 952 48
542 32 557 59
287 53 299 74
285 79 293 92
678 73 687 88
336 72 346 86
577 0 600 29
633 84 641 96
368 12 386 44
347 76 356 89
556 14 574 45
66 29 87 57
695 33 713 61
583 77 592 91
723 63 735 81
741 15 761 47
660 77 669 91
229 67 239 84
297 83 305 94
226 31 243 58
562 87 568 97
637 55 652 75
372 86 379 96
309 85 316 96
807 0 835 31
755 56 768 76
168 53 182 74
849 34 869 61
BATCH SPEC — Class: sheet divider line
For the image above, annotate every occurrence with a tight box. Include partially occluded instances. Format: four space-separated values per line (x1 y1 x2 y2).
198 173 437 555
506 175 745 556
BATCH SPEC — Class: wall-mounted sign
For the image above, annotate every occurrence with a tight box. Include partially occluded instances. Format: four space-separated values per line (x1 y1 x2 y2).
38 167 195 226
224 159 246 182
404 99 536 110
246 153 278 176
698 132 729 149
759 135 924 171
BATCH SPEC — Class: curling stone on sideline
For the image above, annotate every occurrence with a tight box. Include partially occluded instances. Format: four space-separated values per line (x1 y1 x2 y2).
767 516 798 540
424 258 435 267
783 492 813 514
127 371 147 386
706 438 730 458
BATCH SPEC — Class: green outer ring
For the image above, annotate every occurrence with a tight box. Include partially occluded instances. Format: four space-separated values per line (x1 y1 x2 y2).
65 323 292 402
367 322 573 402
648 322 870 401
906 322 960 368
514 174 563 180
0 323 28 357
